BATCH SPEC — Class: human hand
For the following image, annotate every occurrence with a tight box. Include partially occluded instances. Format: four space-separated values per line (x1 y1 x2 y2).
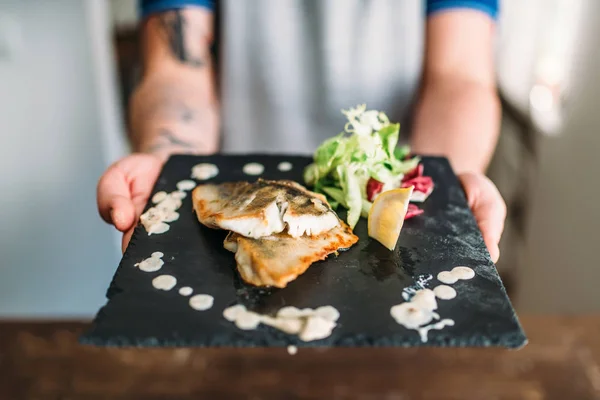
458 172 506 263
97 153 163 253
98 71 219 253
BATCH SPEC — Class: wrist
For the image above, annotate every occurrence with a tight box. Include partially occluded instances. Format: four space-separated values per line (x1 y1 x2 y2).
142 145 181 164
129 79 221 158
133 122 220 161
411 79 500 175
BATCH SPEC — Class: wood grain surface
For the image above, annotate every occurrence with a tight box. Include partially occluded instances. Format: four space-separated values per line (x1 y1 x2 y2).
1 316 600 399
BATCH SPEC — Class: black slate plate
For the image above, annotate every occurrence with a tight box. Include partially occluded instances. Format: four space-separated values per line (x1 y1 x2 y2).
81 154 527 348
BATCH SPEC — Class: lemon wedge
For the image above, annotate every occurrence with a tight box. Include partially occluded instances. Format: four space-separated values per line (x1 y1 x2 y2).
368 186 414 250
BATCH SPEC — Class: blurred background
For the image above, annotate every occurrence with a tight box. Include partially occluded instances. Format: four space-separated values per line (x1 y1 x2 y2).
0 0 598 318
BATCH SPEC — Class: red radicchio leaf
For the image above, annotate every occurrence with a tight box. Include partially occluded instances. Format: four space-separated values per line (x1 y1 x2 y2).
402 163 424 182
366 178 384 202
401 176 434 194
405 204 424 219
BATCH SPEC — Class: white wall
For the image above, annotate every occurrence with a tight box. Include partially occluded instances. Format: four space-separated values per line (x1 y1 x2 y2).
515 1 600 313
0 0 124 318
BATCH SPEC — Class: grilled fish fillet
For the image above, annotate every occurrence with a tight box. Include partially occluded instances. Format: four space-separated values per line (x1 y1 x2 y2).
224 221 358 288
192 179 340 238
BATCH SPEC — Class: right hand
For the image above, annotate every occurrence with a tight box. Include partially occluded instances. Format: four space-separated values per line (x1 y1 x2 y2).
100 71 219 252
97 153 163 252
100 6 219 252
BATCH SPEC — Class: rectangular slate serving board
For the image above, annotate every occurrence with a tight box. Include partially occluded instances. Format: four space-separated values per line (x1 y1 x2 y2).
81 154 527 348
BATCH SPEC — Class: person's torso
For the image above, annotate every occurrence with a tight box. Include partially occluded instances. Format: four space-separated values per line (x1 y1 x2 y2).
219 0 425 154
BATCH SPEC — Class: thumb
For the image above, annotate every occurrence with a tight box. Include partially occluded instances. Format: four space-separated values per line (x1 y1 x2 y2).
459 172 506 263
122 226 135 254
97 163 136 233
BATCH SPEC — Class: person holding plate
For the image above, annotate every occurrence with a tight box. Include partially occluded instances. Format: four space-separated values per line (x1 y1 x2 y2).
97 0 505 262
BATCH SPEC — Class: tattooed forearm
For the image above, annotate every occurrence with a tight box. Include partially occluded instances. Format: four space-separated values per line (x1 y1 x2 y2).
129 6 219 159
159 10 206 67
147 129 207 154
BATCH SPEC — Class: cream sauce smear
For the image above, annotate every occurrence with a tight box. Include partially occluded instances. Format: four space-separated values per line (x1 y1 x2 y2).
392 266 476 342
223 304 340 342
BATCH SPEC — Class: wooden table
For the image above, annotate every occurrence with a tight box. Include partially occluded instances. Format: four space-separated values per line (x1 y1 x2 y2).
1 316 600 399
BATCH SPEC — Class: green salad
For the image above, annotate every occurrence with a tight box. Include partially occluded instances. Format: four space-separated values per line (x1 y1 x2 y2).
304 104 420 229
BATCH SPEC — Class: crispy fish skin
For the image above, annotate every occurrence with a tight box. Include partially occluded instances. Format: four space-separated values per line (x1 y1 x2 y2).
223 221 358 288
192 179 340 239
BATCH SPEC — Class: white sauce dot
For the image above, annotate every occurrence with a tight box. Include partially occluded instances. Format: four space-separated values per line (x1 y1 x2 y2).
277 161 293 172
147 221 170 235
437 271 458 285
152 191 168 204
189 294 214 311
452 266 475 280
152 275 177 291
287 345 298 355
437 266 475 284
433 285 457 300
171 191 187 200
156 196 181 212
390 302 435 329
243 162 264 175
162 211 180 223
135 252 164 272
223 304 246 322
191 163 219 180
140 208 161 224
178 286 193 296
176 180 197 191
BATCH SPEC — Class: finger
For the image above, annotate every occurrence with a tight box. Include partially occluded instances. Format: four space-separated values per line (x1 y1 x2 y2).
97 163 136 232
122 226 135 254
460 173 506 263
474 196 505 251
481 230 500 263
127 155 164 217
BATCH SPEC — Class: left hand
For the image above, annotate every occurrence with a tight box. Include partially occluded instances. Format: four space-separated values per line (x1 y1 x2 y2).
458 172 506 263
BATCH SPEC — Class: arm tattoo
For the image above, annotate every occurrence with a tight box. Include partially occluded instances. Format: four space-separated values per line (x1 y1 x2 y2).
152 128 194 149
158 128 195 147
138 91 196 125
147 129 206 154
159 10 206 67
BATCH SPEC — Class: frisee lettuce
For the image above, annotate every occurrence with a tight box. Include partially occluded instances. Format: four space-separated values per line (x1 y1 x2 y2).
304 104 419 228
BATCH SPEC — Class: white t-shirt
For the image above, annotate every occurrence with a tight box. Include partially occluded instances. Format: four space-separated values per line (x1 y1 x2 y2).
218 0 425 154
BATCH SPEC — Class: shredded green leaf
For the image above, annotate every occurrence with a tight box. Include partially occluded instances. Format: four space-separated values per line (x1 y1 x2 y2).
304 104 418 228
322 187 347 207
394 144 411 161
